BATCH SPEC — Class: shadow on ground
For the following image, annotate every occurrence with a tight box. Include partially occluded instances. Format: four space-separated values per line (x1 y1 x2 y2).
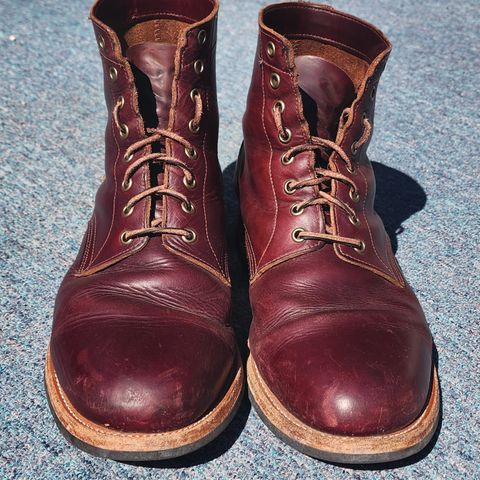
129 159 437 469
372 161 427 253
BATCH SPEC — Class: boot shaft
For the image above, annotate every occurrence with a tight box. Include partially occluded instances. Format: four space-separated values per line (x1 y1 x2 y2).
75 0 228 280
239 2 404 285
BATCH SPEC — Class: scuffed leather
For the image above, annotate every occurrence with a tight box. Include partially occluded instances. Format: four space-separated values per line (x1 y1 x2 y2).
240 2 434 436
52 242 236 432
50 0 236 433
249 247 432 435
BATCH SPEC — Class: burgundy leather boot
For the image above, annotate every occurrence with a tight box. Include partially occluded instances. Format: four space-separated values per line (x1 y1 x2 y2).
239 2 439 463
45 0 243 460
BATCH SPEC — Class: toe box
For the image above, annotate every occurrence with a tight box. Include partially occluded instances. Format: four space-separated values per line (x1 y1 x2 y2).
253 313 433 436
51 318 235 432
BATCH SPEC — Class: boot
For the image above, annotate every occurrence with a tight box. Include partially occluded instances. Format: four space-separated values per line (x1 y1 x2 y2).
45 0 243 461
239 2 439 463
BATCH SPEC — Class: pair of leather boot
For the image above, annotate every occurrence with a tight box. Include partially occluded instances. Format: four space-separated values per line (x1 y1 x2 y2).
45 0 439 464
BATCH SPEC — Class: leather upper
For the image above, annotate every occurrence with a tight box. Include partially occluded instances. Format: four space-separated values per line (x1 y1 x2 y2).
50 0 237 433
240 2 433 436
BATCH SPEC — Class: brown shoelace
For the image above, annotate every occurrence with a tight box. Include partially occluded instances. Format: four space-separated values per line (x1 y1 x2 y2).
273 102 372 251
112 91 203 244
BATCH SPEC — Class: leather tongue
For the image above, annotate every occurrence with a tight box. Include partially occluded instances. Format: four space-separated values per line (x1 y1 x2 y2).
296 55 356 140
126 42 177 129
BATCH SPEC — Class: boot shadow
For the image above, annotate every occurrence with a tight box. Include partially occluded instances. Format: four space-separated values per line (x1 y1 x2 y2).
372 161 427 253
123 162 252 469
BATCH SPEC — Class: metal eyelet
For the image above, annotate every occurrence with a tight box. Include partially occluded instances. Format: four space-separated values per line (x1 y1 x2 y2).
351 142 358 155
281 153 293 165
292 228 305 243
190 89 199 101
279 128 292 144
347 165 357 176
117 96 125 109
362 112 368 121
181 201 194 214
182 229 197 243
109 66 118 81
284 179 296 195
270 72 280 89
354 240 366 253
194 60 204 74
266 41 276 58
273 100 285 114
183 176 196 189
119 123 129 139
197 29 207 46
121 178 132 191
185 146 197 159
124 152 134 163
98 35 105 50
122 204 134 217
349 188 360 203
120 231 132 244
188 119 200 134
290 204 304 216
349 214 360 226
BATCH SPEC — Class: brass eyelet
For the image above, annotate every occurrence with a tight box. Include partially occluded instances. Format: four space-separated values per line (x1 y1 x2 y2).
109 66 118 81
122 204 134 217
120 231 132 244
188 119 200 134
121 178 132 191
347 165 357 176
281 153 293 165
183 176 196 189
181 201 194 214
292 228 305 243
185 146 197 159
198 29 207 45
351 142 358 155
349 188 360 203
119 123 129 139
279 128 292 144
290 204 304 216
194 60 204 74
124 152 134 163
354 240 366 253
117 95 125 109
284 179 296 195
266 41 276 58
270 72 280 89
349 214 360 226
273 100 285 114
190 88 199 101
182 229 197 243
98 35 105 49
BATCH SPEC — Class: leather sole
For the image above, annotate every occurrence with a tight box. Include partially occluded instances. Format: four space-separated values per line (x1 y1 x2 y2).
45 349 244 461
247 355 440 464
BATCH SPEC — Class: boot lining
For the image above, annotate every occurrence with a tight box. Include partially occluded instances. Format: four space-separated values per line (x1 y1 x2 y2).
291 39 368 90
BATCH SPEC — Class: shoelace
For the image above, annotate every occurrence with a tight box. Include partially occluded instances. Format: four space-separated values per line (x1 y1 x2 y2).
273 102 372 252
112 90 203 244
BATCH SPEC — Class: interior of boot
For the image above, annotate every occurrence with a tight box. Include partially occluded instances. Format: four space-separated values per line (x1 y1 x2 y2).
291 39 368 90
124 19 188 47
